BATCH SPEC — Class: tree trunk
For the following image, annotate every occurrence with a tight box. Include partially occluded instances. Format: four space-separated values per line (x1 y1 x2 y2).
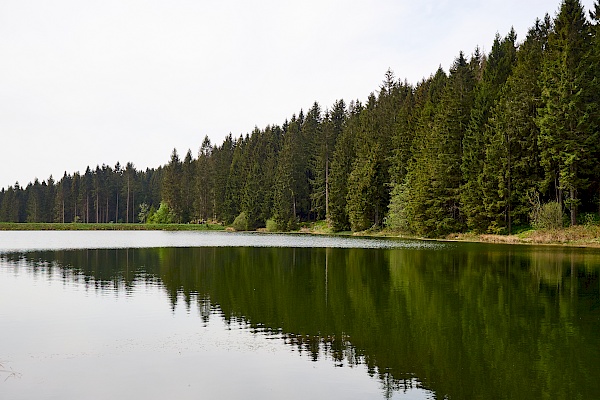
570 187 577 226
126 177 130 224
325 158 329 219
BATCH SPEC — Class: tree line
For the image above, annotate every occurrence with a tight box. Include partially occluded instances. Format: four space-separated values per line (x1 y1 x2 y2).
1 0 599 236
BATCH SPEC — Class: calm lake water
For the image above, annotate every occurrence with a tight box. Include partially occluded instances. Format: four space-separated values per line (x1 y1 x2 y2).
1 231 599 399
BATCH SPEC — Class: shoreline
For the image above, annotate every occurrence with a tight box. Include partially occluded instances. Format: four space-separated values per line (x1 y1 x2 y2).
297 224 600 248
0 222 224 231
1 222 600 248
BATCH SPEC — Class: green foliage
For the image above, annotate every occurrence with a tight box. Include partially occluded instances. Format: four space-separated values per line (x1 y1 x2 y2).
138 202 150 224
462 31 517 232
273 117 307 231
328 101 361 231
265 218 278 232
231 212 249 231
147 202 176 224
537 0 596 226
531 201 565 230
162 149 183 223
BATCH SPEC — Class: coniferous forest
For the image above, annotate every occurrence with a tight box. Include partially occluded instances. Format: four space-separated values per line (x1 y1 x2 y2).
1 0 600 236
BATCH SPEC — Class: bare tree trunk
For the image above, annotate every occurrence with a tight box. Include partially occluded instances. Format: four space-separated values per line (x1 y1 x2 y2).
325 158 329 219
570 188 577 226
126 176 130 224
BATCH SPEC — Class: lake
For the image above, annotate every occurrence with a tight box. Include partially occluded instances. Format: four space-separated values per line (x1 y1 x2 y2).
1 231 599 399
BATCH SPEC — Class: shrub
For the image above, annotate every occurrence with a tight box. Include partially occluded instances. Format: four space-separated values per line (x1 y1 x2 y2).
265 219 278 232
147 202 176 224
231 212 249 231
531 201 564 230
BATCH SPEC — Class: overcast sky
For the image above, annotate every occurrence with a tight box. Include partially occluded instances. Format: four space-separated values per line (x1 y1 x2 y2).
0 0 596 189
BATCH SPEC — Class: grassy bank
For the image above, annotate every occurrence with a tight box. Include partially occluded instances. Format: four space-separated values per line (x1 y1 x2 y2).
456 225 600 247
0 222 225 231
3 221 600 247
294 220 600 247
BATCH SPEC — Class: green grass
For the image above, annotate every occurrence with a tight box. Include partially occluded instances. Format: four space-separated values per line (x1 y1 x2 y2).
0 222 225 231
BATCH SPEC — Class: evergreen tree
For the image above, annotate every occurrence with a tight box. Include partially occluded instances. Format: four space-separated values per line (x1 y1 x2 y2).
482 18 550 233
388 52 477 237
195 136 215 222
274 117 308 230
223 136 247 224
461 31 517 231
537 0 594 225
588 1 600 216
162 149 183 222
241 128 264 229
387 68 448 235
212 134 234 222
329 100 361 231
311 100 346 220
181 150 195 223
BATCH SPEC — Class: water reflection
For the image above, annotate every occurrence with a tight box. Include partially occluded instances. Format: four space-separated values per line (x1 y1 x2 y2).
2 243 600 399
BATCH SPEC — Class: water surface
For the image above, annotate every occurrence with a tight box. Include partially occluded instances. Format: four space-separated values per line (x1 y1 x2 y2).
1 231 599 399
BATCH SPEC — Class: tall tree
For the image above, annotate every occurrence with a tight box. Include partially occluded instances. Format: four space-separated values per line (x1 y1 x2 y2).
537 0 594 225
329 100 361 231
273 116 308 230
387 68 448 235
195 136 214 222
162 149 183 222
481 18 550 233
461 31 517 232
181 150 195 223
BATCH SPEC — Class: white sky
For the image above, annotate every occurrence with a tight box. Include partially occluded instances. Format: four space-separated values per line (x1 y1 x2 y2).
0 0 596 190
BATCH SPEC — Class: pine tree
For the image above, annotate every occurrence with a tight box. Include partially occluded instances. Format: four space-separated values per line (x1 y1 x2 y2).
481 18 550 233
195 136 214 222
537 0 594 225
423 53 476 235
329 100 361 231
346 94 379 231
181 150 195 223
273 117 308 230
461 31 517 232
212 134 234 222
241 128 265 229
162 149 183 222
308 100 347 221
587 1 600 216
387 68 447 234
223 136 247 224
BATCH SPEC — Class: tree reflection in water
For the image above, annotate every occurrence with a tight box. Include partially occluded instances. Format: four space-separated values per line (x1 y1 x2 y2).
2 243 599 400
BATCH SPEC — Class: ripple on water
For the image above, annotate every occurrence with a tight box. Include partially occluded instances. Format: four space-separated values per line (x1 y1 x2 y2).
0 230 447 252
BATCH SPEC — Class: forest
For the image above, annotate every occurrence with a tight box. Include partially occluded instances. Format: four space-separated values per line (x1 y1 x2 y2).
1 0 599 237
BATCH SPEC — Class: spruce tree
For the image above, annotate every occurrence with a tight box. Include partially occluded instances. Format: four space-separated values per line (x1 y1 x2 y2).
329 100 361 231
461 31 517 232
273 116 308 230
195 135 215 222
482 19 550 233
537 0 593 225
181 149 195 223
387 68 447 235
162 148 183 222
223 136 247 224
